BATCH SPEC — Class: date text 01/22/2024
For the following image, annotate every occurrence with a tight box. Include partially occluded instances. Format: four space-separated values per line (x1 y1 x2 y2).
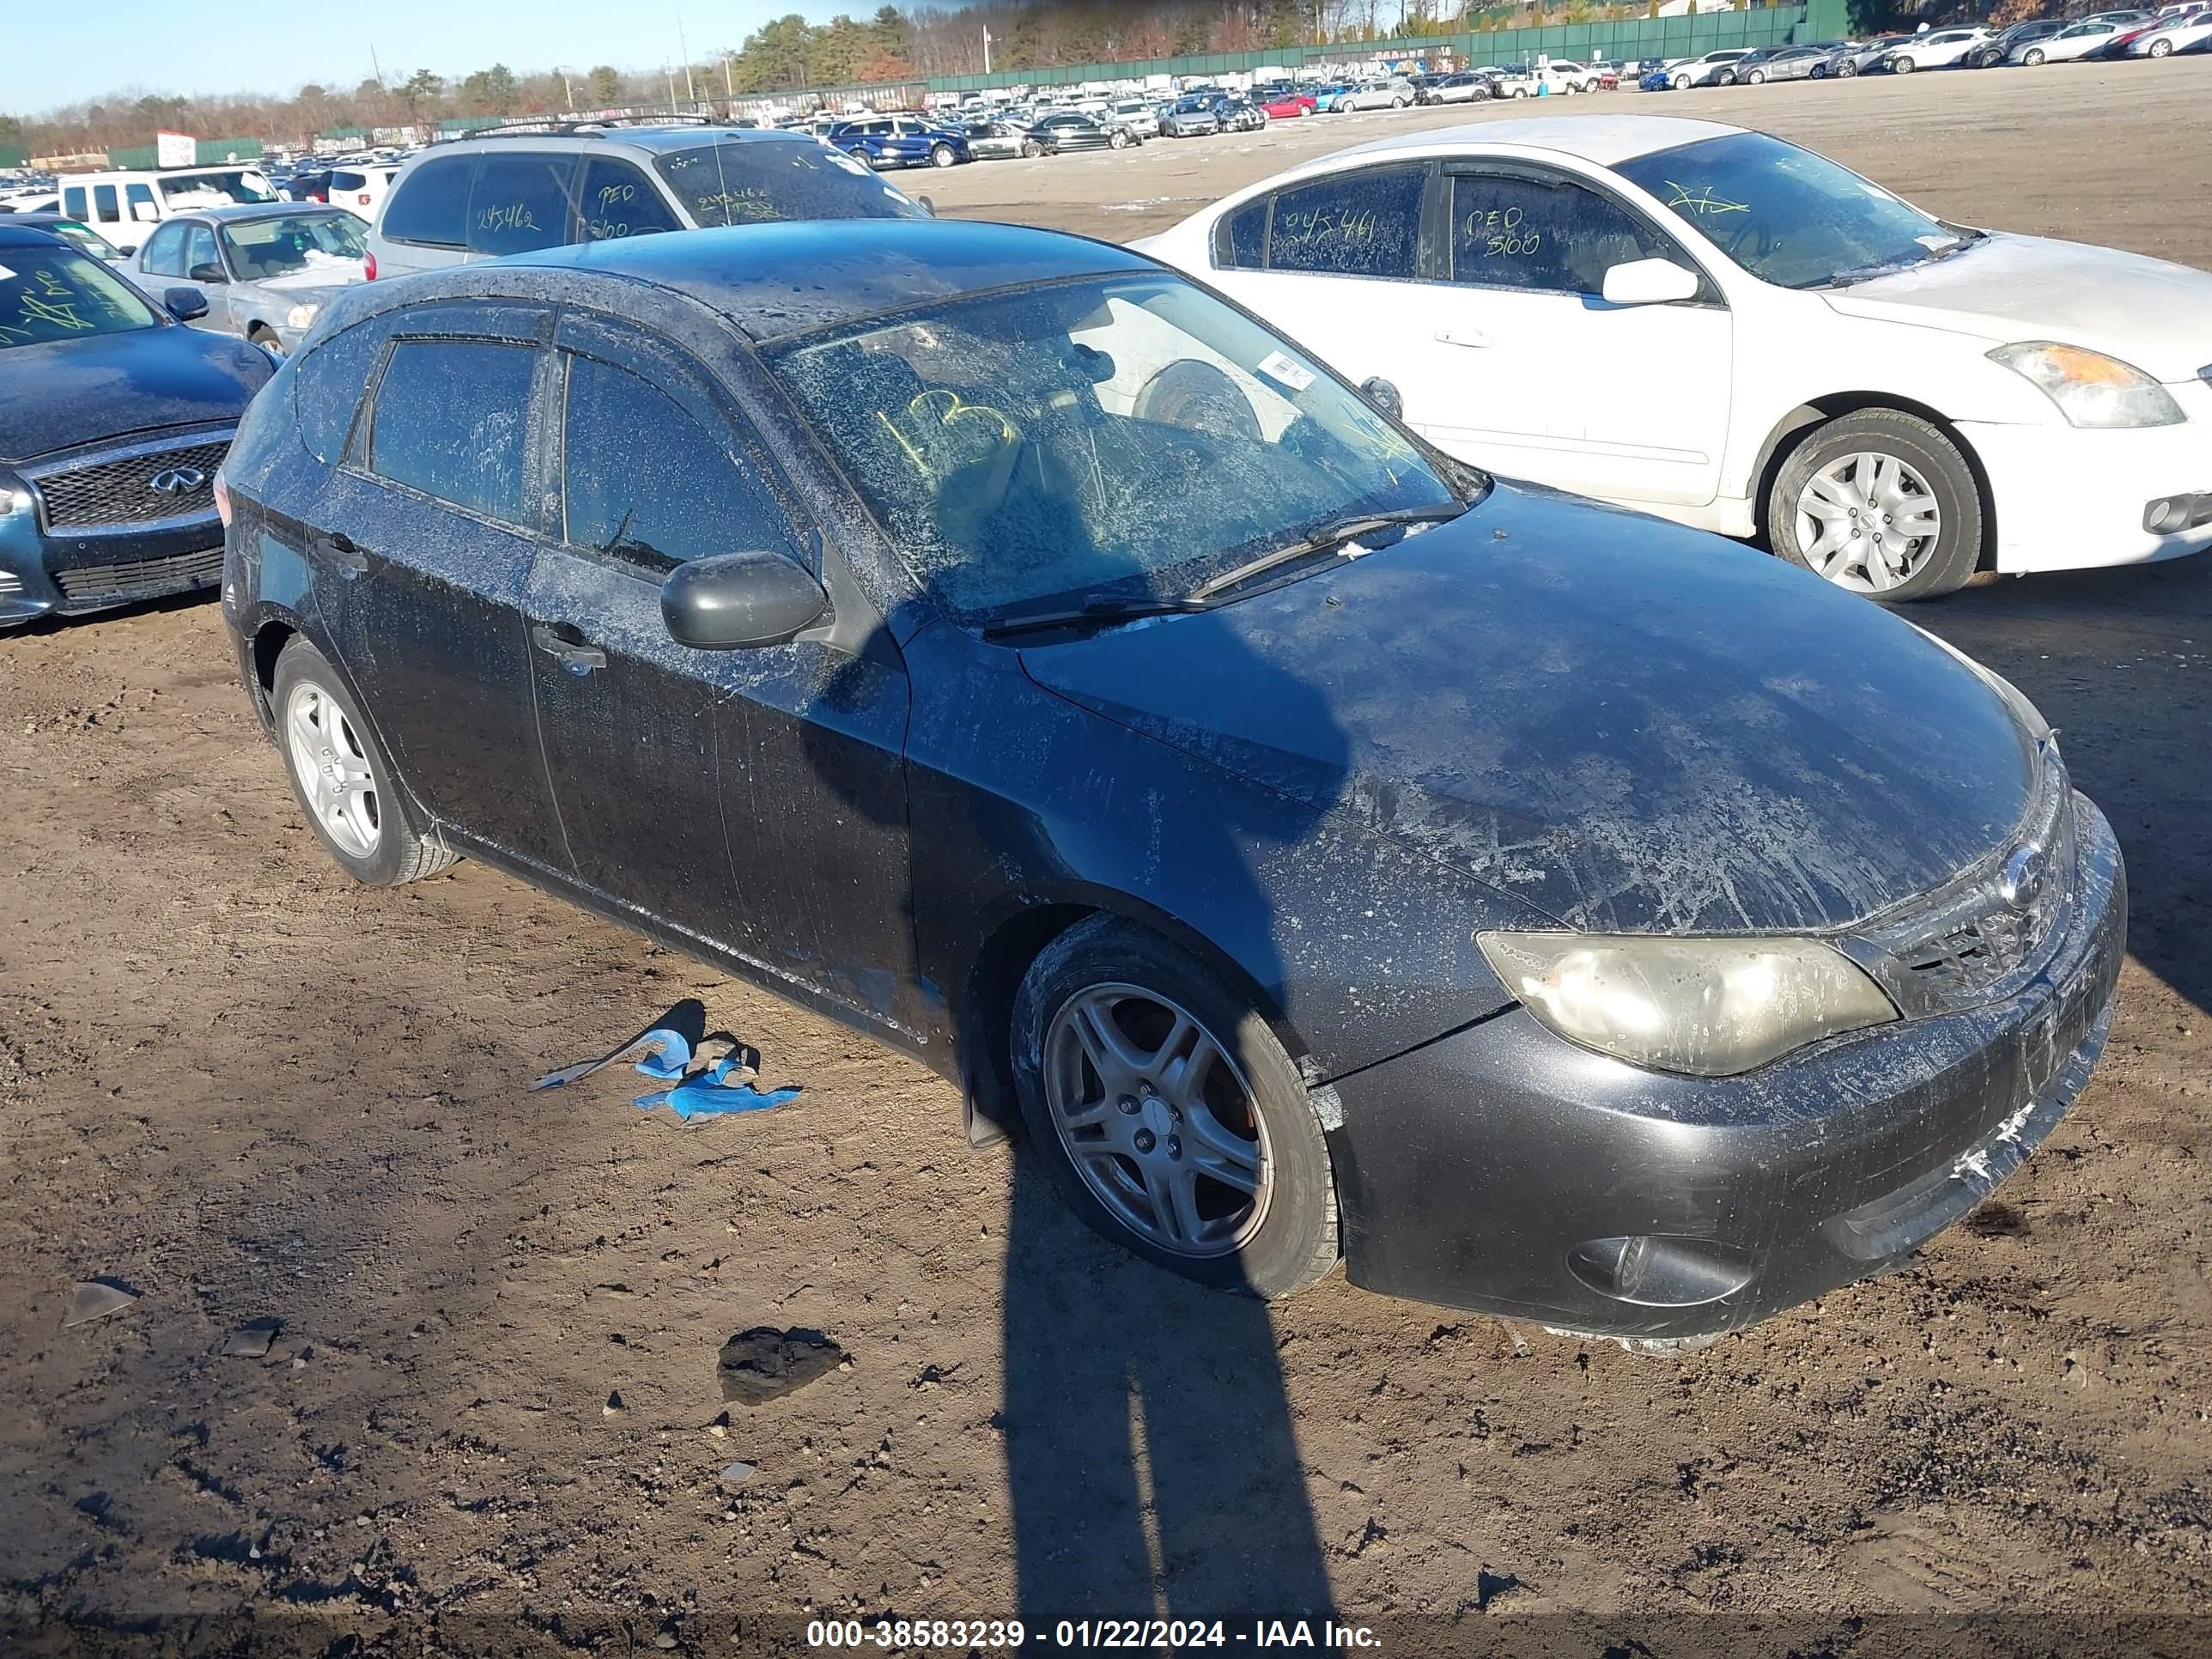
805 1620 1383 1650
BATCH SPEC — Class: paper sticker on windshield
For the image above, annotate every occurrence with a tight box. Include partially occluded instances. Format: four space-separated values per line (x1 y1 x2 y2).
1257 350 1316 392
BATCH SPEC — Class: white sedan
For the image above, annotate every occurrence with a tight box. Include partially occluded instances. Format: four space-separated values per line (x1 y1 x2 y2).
2009 18 2128 61
1876 27 1992 70
1138 115 2212 599
1339 78 1419 111
2123 13 2212 51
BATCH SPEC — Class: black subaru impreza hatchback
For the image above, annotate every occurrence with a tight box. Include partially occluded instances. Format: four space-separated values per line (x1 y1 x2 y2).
216 221 2123 1344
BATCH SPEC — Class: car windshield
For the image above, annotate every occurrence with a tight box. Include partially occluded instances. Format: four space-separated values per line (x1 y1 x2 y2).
161 170 277 208
48 220 123 259
0 246 162 349
768 272 1466 623
653 141 926 227
1616 131 1970 289
219 212 366 279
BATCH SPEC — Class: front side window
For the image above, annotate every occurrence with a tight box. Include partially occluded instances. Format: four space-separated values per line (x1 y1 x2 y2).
654 140 924 228
221 212 366 279
368 339 539 524
139 220 191 277
1263 164 1426 279
1448 172 1683 296
1615 131 1971 290
768 272 1460 623
560 354 794 568
466 154 574 256
381 156 473 247
0 248 163 349
577 158 682 243
184 224 221 277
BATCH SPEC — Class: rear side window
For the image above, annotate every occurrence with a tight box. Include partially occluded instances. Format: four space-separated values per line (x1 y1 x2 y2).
1263 164 1425 279
331 170 367 191
655 140 924 227
94 185 119 224
369 339 539 524
560 355 794 568
466 154 575 255
577 158 681 243
296 319 393 464
380 155 473 246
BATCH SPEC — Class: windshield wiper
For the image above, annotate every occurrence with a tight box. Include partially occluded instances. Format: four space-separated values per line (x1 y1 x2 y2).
981 593 1212 641
1812 230 1980 290
1188 502 1466 603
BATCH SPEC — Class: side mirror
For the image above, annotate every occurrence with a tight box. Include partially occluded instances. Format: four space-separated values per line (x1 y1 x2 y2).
1601 257 1700 307
1359 375 1404 419
117 244 137 257
662 550 830 650
187 262 228 285
133 203 160 224
163 287 210 320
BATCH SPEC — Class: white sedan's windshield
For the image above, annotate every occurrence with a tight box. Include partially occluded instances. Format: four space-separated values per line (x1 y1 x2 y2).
770 273 1462 621
1617 131 1969 289
221 212 366 279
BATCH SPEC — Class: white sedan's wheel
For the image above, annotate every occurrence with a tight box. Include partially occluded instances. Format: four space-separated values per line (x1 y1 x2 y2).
1770 410 1983 601
1893 54 1917 71
2024 47 2046 64
1671 73 1692 89
2148 36 2172 55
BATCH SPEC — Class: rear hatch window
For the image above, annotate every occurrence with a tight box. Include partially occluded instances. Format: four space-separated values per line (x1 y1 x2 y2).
655 141 925 227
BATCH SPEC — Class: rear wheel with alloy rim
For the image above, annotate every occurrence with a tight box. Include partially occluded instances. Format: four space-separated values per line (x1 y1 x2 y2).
2149 36 2172 54
1671 73 1692 88
2023 47 2046 64
271 636 455 885
930 143 957 167
1012 915 1339 1298
1893 54 1917 71
1768 409 1982 601
1745 68 1767 82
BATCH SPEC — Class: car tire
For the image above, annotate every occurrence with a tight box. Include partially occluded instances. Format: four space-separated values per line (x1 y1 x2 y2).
1768 410 1984 602
1893 54 1917 71
1838 58 1859 76
1745 68 1766 83
1011 915 1340 1301
930 143 957 168
1671 73 1692 88
2023 47 2046 64
270 636 456 885
1022 139 1044 157
1393 94 1409 107
1109 128 1131 148
246 323 284 356
2149 36 2172 55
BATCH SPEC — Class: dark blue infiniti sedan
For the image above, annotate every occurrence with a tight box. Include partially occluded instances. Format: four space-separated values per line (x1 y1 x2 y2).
216 221 2122 1343
0 224 273 628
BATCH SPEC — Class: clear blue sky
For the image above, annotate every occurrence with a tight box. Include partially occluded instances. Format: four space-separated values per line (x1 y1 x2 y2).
2 0 850 115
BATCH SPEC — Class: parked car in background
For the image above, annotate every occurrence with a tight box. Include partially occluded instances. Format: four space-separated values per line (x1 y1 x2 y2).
1539 61 1600 92
1340 77 1419 110
1257 88 1316 118
58 167 283 251
2092 14 2189 53
1668 49 1753 87
1161 96 1225 137
131 205 367 356
1206 95 1270 131
963 120 1053 160
1109 97 1163 137
1592 63 1622 88
1309 83 1355 112
1732 44 1835 82
1875 27 1993 70
2009 19 2124 61
1428 72 1494 103
218 216 2126 1344
366 125 925 279
323 163 402 221
2124 9 2212 49
1143 114 2212 598
1966 20 2068 64
0 225 271 628
1638 64 1677 90
831 113 971 169
3 212 131 268
1830 35 1911 74
1029 111 1140 151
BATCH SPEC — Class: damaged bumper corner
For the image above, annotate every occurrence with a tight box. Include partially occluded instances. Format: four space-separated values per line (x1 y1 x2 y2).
1320 793 2126 1341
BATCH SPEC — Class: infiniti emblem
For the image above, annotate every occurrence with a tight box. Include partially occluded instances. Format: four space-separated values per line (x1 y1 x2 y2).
148 467 206 497
1998 844 2045 914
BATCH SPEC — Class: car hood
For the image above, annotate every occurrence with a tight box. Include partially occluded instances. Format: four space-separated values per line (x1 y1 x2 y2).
251 262 367 296
0 325 269 464
1018 484 2038 937
1821 231 2212 380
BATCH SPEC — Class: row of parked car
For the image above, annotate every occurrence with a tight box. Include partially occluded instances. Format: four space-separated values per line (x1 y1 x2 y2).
0 110 2164 1345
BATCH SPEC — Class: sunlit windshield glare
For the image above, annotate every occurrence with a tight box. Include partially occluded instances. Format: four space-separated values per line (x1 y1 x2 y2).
769 273 1459 621
0 248 161 349
220 212 367 279
160 170 278 207
1615 131 1960 289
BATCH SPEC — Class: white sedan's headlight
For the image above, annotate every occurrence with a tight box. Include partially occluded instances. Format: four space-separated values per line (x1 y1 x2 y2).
1988 341 2184 428
286 303 319 330
1478 932 1898 1078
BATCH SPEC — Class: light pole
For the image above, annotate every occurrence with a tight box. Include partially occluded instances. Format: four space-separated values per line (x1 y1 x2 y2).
982 23 994 74
554 65 574 110
678 14 696 105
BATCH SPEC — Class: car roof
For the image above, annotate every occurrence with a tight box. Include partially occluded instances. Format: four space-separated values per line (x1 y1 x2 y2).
0 224 69 248
433 124 817 156
174 202 353 224
492 219 1155 340
1334 113 1742 169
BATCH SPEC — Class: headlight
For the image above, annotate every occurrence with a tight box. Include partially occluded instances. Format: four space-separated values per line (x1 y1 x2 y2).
1988 341 2184 428
286 303 319 330
1477 932 1897 1077
1 485 33 519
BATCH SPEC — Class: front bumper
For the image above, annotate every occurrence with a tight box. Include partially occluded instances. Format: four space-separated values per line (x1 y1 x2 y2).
1322 793 2125 1340
1 501 227 628
1962 377 2212 574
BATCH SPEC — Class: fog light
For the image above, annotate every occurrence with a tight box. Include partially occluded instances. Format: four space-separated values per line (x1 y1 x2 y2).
1566 1235 1757 1307
2143 495 2198 536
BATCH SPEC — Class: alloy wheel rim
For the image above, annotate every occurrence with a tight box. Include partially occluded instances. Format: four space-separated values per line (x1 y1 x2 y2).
1794 450 1943 593
284 680 380 858
1043 984 1271 1259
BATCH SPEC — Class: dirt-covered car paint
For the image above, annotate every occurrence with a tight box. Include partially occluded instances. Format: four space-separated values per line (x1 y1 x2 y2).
217 222 2124 1340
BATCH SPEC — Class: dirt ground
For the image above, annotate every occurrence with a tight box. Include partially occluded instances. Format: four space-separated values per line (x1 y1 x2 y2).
4 63 2211 1659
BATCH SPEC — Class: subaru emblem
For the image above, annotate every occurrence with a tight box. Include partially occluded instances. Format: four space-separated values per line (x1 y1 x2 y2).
149 467 206 497
1998 844 2045 914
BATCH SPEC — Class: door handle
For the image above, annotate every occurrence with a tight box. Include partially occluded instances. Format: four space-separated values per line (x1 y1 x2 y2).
531 622 607 676
1435 328 1492 349
322 531 368 580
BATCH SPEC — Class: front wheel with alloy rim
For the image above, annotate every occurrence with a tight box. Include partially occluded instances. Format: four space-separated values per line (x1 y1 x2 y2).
1893 54 1917 71
1012 915 1339 1298
1745 68 1767 82
2023 47 2047 64
1768 409 1983 601
2148 36 2172 54
270 636 456 885
1671 73 1692 88
930 143 957 167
